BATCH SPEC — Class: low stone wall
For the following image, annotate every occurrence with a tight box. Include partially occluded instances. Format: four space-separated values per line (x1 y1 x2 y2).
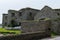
21 20 51 33
0 31 50 40
21 20 60 35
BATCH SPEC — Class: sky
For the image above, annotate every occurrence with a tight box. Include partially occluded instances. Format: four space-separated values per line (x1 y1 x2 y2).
0 0 60 24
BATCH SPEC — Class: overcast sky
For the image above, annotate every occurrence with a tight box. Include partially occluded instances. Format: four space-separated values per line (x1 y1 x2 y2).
0 0 60 24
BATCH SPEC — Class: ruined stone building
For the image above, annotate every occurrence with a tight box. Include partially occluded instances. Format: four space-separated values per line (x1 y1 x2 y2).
2 6 60 32
2 7 40 27
2 6 60 27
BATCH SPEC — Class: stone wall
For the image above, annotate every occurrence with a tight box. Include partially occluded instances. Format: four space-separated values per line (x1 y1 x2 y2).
6 8 40 27
21 19 60 35
7 10 19 26
51 20 60 35
21 20 51 33
0 31 50 40
2 14 8 27
34 6 59 20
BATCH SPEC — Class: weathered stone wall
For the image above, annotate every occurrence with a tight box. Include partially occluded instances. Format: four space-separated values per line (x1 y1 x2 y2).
2 14 8 27
0 31 51 40
21 20 51 33
7 10 19 26
19 8 40 20
51 20 60 34
6 8 40 27
34 6 59 20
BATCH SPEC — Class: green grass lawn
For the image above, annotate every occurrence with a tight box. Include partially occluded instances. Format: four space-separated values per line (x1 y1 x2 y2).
0 28 21 35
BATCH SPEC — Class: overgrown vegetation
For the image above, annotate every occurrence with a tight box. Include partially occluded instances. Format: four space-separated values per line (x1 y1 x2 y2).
51 31 57 37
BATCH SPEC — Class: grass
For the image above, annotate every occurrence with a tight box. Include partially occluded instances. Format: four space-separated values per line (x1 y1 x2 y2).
0 28 21 35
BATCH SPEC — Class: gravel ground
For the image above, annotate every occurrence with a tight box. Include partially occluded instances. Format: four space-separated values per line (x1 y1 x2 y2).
0 34 4 36
41 36 60 40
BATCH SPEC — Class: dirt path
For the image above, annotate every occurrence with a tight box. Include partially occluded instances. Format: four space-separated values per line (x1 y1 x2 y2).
41 36 60 40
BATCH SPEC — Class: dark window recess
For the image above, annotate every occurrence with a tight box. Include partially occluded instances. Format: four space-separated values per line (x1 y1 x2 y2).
27 12 34 20
57 13 60 15
11 20 16 27
5 22 7 26
48 28 51 31
5 16 7 19
19 22 21 26
19 12 22 16
11 13 15 17
29 12 32 16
